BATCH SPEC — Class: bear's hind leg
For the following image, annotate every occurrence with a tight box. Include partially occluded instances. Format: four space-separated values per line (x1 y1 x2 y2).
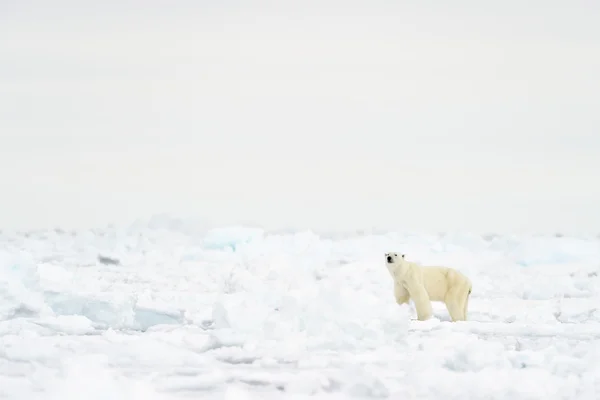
445 287 466 322
462 285 472 321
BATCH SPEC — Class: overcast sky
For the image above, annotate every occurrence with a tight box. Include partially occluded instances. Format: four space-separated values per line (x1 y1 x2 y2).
1 0 599 234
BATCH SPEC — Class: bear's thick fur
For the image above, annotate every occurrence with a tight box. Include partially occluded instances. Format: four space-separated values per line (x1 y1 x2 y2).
384 252 472 322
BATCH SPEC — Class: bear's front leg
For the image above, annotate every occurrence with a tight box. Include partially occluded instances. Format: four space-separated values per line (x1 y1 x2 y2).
406 282 433 321
394 283 410 305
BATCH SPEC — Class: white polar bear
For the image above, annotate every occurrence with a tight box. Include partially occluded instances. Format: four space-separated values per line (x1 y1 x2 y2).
384 252 472 322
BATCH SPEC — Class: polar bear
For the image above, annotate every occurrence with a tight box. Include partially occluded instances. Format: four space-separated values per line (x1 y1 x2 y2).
384 252 472 322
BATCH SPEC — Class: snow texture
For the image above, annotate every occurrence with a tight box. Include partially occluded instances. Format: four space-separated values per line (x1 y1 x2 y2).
1 218 600 399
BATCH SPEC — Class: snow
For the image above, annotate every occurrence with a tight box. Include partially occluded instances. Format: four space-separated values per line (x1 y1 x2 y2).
1 220 600 399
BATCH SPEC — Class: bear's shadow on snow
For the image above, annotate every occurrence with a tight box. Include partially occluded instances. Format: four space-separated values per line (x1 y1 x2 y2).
407 304 453 322
433 312 453 322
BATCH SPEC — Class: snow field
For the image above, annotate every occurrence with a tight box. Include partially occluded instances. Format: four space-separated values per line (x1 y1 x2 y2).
1 221 600 399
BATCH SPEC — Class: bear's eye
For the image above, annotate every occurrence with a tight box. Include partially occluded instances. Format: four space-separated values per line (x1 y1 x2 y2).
394 253 397 256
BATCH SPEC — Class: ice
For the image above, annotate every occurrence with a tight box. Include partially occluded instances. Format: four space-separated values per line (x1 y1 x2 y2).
202 226 265 251
1 221 600 399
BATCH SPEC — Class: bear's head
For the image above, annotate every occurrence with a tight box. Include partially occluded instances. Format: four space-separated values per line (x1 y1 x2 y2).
384 252 405 277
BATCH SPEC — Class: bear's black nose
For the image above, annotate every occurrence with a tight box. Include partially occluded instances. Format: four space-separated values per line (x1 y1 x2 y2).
387 255 392 263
